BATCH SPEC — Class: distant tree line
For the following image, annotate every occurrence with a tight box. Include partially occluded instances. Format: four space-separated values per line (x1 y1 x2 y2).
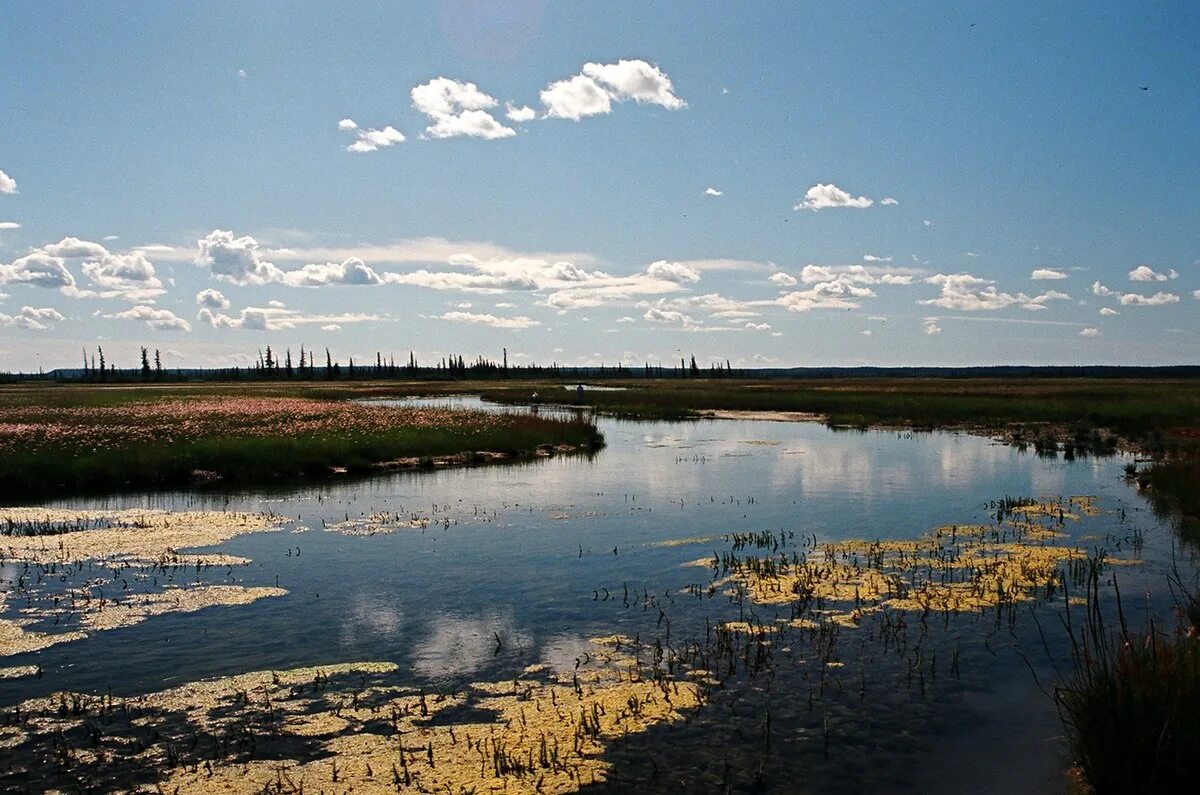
2 344 745 383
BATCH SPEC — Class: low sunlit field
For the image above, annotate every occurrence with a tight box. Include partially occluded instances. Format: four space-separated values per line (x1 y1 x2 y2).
0 384 602 498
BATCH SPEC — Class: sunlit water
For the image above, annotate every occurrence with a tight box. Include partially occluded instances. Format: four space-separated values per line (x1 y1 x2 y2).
1 396 1190 793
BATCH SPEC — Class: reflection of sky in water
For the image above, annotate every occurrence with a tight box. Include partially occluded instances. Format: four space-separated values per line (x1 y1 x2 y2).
3 397 1163 794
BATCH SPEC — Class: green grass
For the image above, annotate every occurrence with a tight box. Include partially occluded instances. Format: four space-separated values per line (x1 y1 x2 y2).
0 384 603 499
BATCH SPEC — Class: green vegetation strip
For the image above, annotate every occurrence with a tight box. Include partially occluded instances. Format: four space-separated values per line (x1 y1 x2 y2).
0 389 601 498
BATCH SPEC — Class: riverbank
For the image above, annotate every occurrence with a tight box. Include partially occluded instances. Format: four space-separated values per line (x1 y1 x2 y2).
0 386 602 499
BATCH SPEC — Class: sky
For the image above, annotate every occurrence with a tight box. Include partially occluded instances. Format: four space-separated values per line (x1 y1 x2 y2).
1 1 1198 372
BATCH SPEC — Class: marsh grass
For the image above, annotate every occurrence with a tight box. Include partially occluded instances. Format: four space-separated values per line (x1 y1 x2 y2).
1055 567 1200 793
0 392 602 498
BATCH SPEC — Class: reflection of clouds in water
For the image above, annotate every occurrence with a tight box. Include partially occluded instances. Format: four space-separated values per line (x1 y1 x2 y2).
537 633 596 676
1030 462 1067 497
413 610 532 678
938 436 1011 484
339 594 404 646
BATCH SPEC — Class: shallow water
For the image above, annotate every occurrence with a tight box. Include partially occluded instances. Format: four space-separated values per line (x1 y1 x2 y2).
0 396 1189 792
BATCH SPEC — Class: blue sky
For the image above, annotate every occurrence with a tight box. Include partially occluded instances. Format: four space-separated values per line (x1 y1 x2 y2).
1 1 1197 371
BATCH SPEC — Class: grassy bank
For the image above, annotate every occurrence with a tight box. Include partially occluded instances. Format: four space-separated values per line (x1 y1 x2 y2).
471 378 1200 450
0 386 602 499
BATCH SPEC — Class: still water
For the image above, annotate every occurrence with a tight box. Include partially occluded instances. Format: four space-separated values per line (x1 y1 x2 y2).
1 396 1185 792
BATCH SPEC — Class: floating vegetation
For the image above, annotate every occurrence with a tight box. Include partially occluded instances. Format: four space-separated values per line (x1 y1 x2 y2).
0 508 283 566
0 665 39 680
0 508 289 658
700 497 1136 627
0 638 702 793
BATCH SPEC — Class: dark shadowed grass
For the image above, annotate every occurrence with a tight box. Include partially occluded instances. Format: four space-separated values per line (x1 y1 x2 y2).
1055 567 1200 793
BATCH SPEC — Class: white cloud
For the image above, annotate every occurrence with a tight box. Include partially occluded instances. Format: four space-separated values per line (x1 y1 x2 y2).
616 316 634 323
745 322 772 331
1078 328 1100 337
923 219 933 227
1119 291 1179 306
199 306 381 331
337 118 358 131
1099 307 1119 316
195 230 285 285
643 306 692 326
505 103 536 123
346 125 405 153
769 272 797 287
704 187 723 197
0 222 20 230
920 273 1066 311
778 278 875 313
645 260 700 283
0 306 63 330
411 77 514 139
1093 280 1180 306
439 311 539 329
283 257 383 287
321 324 341 332
1128 265 1176 282
196 288 230 310
1194 289 1200 300
540 59 684 120
861 329 872 336
0 251 76 288
107 304 191 332
794 183 873 211
42 237 109 259
863 255 892 262
1031 268 1068 280
800 263 920 286
0 169 16 194
881 197 899 206
80 251 163 296
923 318 942 335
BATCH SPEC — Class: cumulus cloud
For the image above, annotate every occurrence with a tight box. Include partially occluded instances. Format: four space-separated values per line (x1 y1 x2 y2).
800 264 919 286
195 230 285 285
346 125 405 153
645 260 700 283
769 272 798 287
0 222 20 230
880 197 899 206
920 273 1067 311
1093 280 1180 306
0 306 63 330
643 306 692 326
196 289 230 310
778 279 875 313
704 187 723 197
1099 307 1119 316
793 183 873 211
540 59 684 120
198 306 381 331
505 103 536 122
107 304 191 332
1118 291 1179 306
0 169 16 194
282 257 383 287
0 251 76 288
1128 265 1177 282
80 251 164 296
337 119 358 131
438 311 539 329
1194 289 1200 300
923 317 942 335
411 77 514 139
1078 328 1100 337
1031 268 1068 280
745 322 772 331
863 255 892 262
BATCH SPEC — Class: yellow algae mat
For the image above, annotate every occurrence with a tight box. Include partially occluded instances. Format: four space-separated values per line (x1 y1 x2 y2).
4 637 702 794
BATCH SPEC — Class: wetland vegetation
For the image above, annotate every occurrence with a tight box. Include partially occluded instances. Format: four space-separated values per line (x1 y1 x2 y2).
0 377 1196 792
